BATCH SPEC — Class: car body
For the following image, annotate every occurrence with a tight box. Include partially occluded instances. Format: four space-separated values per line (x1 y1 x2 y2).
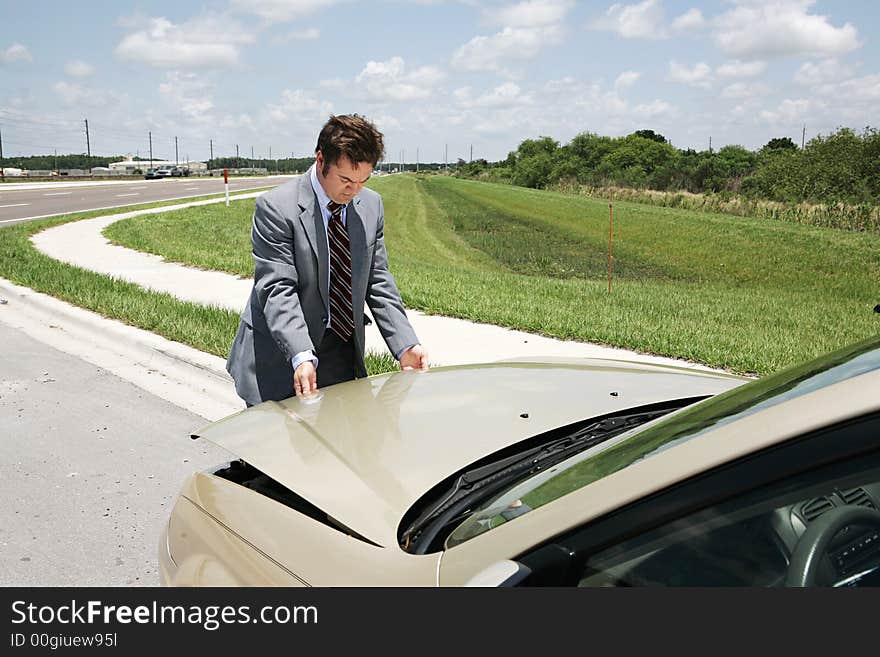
144 168 162 180
169 166 189 177
160 335 880 587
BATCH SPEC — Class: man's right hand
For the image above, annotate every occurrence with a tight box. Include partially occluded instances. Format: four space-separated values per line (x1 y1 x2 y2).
293 361 318 397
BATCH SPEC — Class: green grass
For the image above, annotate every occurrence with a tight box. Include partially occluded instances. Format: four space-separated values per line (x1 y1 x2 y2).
0 192 398 376
103 175 880 375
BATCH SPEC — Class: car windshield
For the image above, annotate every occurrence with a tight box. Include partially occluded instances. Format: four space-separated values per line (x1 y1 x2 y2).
444 334 880 549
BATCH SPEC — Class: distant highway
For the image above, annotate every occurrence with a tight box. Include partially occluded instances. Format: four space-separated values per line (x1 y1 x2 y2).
0 175 293 226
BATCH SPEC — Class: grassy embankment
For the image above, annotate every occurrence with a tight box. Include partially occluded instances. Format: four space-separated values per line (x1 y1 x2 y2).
104 175 880 376
0 191 397 374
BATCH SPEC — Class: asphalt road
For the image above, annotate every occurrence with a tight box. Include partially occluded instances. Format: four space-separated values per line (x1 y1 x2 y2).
0 322 231 586
0 175 292 225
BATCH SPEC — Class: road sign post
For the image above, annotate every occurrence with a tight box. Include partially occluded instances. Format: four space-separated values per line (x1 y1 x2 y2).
224 168 229 207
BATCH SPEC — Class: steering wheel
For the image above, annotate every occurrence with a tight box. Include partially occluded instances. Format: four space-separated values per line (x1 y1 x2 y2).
785 505 880 587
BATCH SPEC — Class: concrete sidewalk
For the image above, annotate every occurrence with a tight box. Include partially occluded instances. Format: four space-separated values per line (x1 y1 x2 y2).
13 192 731 420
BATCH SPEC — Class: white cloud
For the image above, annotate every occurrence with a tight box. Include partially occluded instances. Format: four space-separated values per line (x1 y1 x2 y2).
794 58 853 86
265 88 333 125
158 72 214 121
115 16 254 68
671 8 705 32
453 0 572 74
667 60 713 88
355 56 445 102
716 60 767 78
65 60 94 78
273 27 321 43
760 98 812 123
633 99 674 117
614 71 641 90
591 0 667 40
492 0 574 28
1 43 32 64
454 82 533 108
52 81 118 108
721 82 770 99
837 74 880 104
230 0 346 22
714 0 860 59
53 81 88 105
451 25 563 73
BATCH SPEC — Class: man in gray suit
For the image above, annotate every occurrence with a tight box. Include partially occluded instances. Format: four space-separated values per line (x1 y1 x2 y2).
227 114 428 406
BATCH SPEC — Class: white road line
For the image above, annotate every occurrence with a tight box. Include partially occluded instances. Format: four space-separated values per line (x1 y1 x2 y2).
0 203 30 208
130 186 147 190
43 192 73 197
115 193 139 197
185 186 200 190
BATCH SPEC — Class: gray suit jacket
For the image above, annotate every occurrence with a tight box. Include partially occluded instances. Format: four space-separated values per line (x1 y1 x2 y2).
226 173 418 405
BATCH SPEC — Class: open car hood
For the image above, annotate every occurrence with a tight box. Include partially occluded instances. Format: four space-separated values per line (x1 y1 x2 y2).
193 359 744 547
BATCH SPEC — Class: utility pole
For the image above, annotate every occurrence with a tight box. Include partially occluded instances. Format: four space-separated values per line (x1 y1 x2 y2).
416 147 419 172
175 136 179 165
802 124 806 149
445 143 448 172
469 144 473 163
84 119 91 157
0 124 4 177
209 138 213 167
148 131 153 168
54 148 57 173
708 136 712 153
235 144 239 168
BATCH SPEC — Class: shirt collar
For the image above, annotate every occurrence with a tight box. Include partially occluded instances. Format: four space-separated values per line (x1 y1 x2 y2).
308 163 334 216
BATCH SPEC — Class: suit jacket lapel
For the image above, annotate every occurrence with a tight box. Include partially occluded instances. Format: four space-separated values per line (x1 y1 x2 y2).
296 174 329 311
346 198 368 301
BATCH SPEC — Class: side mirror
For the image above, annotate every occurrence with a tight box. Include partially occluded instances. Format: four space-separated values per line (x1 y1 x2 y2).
464 560 531 587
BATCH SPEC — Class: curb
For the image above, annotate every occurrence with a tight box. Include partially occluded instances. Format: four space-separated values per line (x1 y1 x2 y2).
0 276 244 422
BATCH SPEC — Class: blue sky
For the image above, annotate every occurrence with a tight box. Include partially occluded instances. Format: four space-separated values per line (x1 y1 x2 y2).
1 1 878 163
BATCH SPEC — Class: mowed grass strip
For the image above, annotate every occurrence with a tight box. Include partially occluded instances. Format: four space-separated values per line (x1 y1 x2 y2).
106 175 880 375
0 193 398 376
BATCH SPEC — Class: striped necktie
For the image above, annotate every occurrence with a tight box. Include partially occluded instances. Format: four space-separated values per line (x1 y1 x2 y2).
327 201 354 341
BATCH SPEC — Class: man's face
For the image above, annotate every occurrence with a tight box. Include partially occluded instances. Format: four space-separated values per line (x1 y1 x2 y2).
316 151 373 204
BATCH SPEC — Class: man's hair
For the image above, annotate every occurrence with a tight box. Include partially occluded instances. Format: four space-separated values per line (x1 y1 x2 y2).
316 114 385 175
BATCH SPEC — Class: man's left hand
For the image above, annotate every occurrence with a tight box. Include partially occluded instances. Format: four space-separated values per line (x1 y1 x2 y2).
400 344 429 370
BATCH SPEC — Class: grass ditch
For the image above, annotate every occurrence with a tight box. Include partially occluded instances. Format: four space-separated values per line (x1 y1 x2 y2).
0 191 399 376
104 175 880 376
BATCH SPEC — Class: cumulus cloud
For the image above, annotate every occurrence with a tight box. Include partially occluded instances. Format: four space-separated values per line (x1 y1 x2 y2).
453 82 533 109
492 0 574 27
716 60 767 78
158 72 214 121
713 0 860 59
354 57 445 102
614 71 641 90
1 43 32 64
453 1 573 73
265 88 333 125
65 60 94 78
452 25 564 73
721 82 770 99
115 15 254 68
794 58 853 86
633 99 674 117
671 8 705 32
667 60 713 88
591 0 667 39
760 98 813 123
230 0 347 22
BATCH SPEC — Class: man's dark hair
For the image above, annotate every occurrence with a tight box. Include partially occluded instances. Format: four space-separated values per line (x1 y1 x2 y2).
316 114 385 175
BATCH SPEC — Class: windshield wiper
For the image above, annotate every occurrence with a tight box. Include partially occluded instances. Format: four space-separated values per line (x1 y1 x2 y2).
402 405 682 553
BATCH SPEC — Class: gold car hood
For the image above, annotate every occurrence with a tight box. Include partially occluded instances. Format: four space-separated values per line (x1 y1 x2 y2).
194 360 744 547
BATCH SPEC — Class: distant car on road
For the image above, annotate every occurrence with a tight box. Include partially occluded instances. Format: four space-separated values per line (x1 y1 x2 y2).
169 166 190 177
144 168 162 180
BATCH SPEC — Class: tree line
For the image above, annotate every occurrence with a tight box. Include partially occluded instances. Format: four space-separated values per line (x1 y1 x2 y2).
456 126 880 206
